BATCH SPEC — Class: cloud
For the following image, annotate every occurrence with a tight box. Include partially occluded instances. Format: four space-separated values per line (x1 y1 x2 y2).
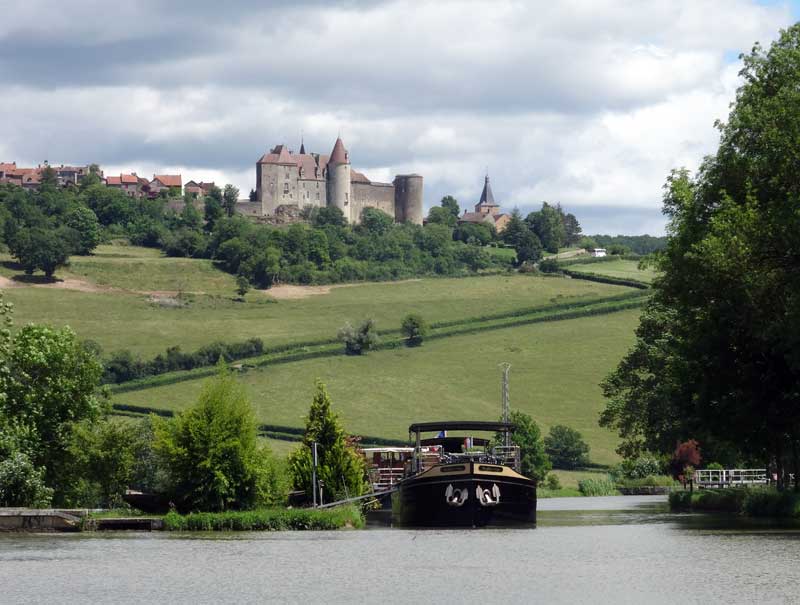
0 0 795 234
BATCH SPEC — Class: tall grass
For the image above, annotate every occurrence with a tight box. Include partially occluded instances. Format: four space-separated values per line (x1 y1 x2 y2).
578 477 619 496
162 505 364 531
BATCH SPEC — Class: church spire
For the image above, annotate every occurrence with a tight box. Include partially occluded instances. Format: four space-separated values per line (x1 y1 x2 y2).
299 132 306 155
480 174 496 206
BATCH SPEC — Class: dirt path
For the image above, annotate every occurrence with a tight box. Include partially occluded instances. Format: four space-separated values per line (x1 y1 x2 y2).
0 274 112 293
260 278 423 300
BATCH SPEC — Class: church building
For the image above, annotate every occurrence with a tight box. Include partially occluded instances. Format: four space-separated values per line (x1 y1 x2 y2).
458 175 510 232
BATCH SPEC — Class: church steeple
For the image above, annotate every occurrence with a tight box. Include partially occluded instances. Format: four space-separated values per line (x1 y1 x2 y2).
299 134 306 155
479 174 495 206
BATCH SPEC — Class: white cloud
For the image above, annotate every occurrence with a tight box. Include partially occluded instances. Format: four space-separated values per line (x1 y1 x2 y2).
0 0 795 234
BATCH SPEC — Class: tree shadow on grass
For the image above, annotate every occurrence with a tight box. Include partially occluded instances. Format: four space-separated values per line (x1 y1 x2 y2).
11 274 61 285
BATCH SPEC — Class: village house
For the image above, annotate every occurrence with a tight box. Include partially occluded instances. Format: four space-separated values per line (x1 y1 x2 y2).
106 173 141 197
458 175 511 233
148 174 182 197
184 180 215 198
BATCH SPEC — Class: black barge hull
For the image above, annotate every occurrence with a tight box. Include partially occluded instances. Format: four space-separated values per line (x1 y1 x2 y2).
392 466 536 528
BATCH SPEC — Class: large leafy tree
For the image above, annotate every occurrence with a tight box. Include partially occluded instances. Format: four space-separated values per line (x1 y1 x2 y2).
2 323 104 501
526 202 566 253
288 381 368 502
601 25 800 486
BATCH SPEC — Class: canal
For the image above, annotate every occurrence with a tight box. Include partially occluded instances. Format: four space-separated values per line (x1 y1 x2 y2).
2 496 799 603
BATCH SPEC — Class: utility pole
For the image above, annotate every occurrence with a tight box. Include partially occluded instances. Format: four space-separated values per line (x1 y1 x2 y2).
311 442 319 507
500 363 511 447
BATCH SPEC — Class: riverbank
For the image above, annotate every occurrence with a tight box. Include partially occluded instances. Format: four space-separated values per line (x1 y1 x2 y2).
0 506 364 532
669 487 800 517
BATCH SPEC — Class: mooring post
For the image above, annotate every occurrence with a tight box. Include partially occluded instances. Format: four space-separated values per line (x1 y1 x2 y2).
311 442 319 507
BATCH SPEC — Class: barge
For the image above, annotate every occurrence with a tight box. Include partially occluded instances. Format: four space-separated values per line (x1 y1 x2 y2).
391 421 536 527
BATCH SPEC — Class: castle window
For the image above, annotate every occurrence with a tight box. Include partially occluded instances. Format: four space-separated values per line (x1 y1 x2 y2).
283 182 289 194
345 193 349 205
316 192 320 200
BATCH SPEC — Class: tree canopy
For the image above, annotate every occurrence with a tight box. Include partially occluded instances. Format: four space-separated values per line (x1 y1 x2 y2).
600 24 800 486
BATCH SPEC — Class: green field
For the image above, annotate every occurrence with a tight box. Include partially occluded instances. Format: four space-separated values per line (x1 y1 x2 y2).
1 243 645 466
567 259 656 283
116 309 640 465
2 245 630 356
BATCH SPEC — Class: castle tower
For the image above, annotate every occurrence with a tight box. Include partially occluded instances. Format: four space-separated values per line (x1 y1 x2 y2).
393 174 424 225
326 137 351 221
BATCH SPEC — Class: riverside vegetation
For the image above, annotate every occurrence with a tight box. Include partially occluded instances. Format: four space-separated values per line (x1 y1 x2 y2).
593 25 800 516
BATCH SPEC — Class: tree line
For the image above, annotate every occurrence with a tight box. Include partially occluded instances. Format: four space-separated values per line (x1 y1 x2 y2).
600 24 800 490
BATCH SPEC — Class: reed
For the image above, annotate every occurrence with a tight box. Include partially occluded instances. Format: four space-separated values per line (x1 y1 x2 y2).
162 505 364 531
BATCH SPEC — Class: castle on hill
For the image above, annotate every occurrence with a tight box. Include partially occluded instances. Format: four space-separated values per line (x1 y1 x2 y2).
255 137 423 224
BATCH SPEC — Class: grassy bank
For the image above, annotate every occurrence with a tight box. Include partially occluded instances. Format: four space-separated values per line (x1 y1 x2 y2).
162 505 364 531
669 488 800 517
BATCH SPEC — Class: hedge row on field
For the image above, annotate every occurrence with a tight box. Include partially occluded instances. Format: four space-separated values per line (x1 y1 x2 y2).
111 293 648 396
109 289 648 389
112 404 410 446
557 254 643 266
561 269 650 289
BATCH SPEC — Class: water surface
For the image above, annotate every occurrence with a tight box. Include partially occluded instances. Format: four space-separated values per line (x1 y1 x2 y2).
2 496 798 604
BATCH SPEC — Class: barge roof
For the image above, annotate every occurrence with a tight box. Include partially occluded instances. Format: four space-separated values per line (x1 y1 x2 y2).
408 421 515 433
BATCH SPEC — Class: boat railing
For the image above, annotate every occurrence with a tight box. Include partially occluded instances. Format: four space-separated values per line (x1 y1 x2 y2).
491 445 521 473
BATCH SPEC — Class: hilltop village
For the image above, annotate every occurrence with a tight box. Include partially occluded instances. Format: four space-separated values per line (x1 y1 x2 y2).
0 137 515 229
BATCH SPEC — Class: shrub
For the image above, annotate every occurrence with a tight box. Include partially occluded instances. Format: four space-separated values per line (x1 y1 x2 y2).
538 258 561 273
0 452 53 508
338 319 379 355
545 473 562 491
618 453 665 479
544 425 590 469
615 475 678 488
153 362 284 512
401 313 428 347
578 477 618 497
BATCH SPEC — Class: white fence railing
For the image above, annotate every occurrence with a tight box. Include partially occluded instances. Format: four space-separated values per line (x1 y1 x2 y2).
693 468 768 488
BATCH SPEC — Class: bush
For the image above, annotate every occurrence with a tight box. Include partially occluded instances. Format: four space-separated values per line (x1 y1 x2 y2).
401 313 428 347
544 425 590 469
538 258 561 273
617 453 665 479
338 319 379 355
615 475 678 488
545 473 562 490
0 452 53 508
578 477 618 497
153 362 284 512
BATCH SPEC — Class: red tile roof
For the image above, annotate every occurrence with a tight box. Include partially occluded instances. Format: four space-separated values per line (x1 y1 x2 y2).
152 174 182 187
106 176 122 185
329 137 348 166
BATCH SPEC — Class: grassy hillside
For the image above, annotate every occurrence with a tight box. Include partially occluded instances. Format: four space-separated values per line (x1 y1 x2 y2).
116 308 640 466
566 259 656 284
2 245 630 356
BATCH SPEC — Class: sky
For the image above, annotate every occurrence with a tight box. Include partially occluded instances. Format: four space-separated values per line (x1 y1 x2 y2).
2 1 798 235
